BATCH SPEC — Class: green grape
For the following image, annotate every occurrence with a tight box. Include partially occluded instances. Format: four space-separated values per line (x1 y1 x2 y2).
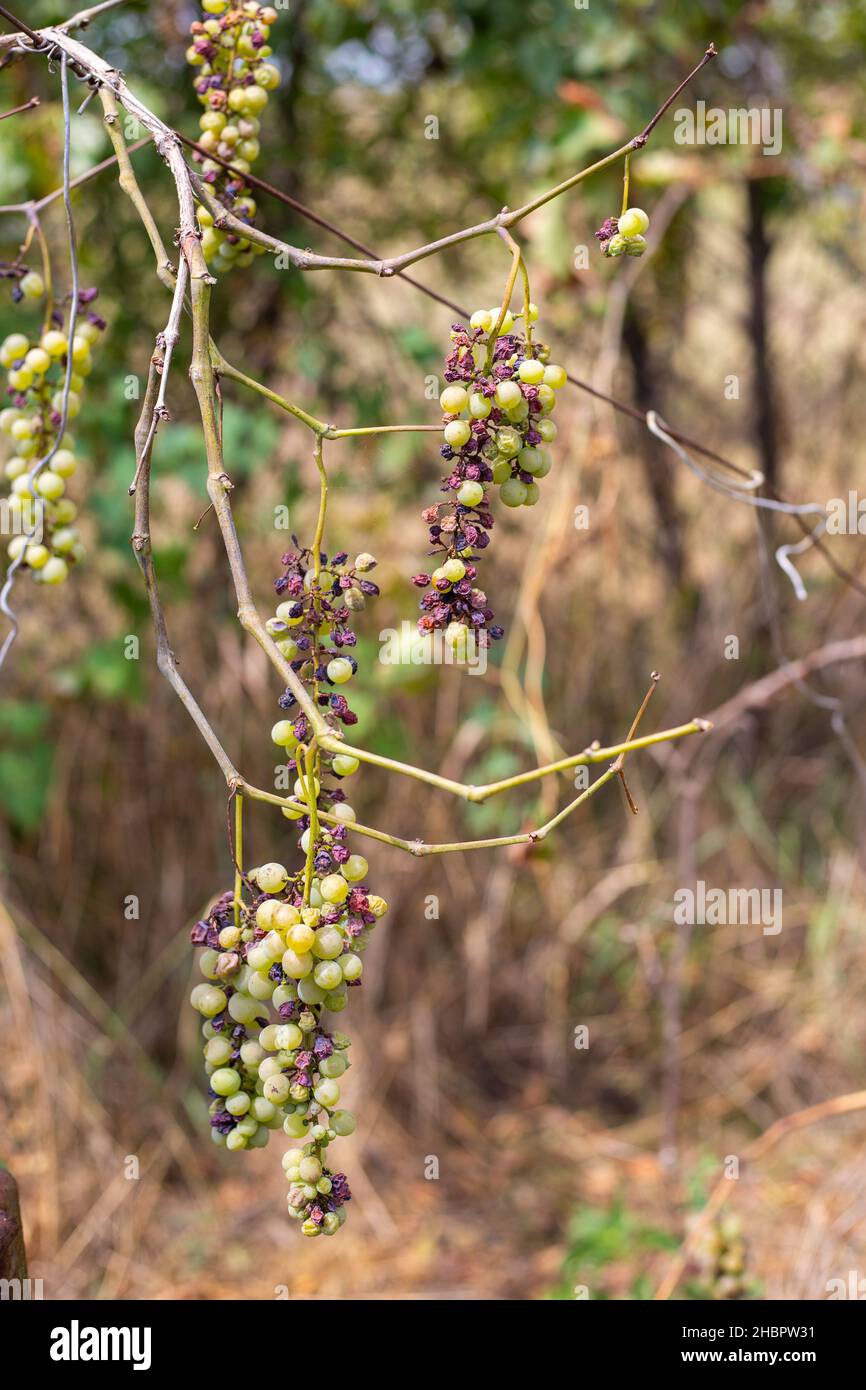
443 419 471 448
190 984 227 1017
494 380 522 410
205 1036 233 1066
618 206 649 238
313 1079 340 1109
326 657 353 685
313 960 343 991
319 1052 348 1079
211 1067 241 1097
500 478 528 508
457 480 484 507
319 874 349 905
340 953 363 982
439 385 468 413
254 861 289 893
281 948 313 980
517 359 545 385
542 364 567 389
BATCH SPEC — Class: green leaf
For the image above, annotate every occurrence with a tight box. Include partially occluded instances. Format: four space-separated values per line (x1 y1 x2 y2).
0 745 54 831
0 699 51 741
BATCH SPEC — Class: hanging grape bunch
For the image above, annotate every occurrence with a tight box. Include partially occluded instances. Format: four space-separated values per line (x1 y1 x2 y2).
190 858 386 1236
0 288 105 586
412 303 566 655
595 205 650 258
189 540 390 1236
186 0 281 271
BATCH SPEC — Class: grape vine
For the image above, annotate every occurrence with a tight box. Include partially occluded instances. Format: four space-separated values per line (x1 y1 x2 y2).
0 9 723 1239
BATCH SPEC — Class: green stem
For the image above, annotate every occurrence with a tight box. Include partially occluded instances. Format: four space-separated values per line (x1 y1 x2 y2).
233 791 243 928
212 348 328 436
318 719 711 803
311 435 327 583
485 238 522 372
621 153 631 217
239 761 621 857
99 86 176 291
27 211 55 337
326 424 441 438
297 743 320 902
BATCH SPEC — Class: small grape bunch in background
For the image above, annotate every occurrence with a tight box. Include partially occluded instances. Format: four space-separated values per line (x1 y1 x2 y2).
688 1214 756 1300
186 0 281 272
0 292 106 586
412 305 566 653
595 206 650 258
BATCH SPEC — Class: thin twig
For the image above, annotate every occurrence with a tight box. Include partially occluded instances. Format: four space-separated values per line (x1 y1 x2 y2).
612 671 660 814
0 0 127 50
129 256 188 494
0 93 38 120
0 137 150 216
129 356 239 786
188 276 324 730
0 1 41 45
634 45 717 147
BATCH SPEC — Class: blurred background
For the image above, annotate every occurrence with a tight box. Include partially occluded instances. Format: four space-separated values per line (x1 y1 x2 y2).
0 0 865 1301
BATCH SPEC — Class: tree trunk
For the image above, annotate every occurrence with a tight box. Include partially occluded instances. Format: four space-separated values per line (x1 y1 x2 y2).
746 179 780 491
622 304 687 587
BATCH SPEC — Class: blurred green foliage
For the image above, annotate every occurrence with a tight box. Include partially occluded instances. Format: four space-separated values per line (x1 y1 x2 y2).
0 698 53 830
547 1200 676 1300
